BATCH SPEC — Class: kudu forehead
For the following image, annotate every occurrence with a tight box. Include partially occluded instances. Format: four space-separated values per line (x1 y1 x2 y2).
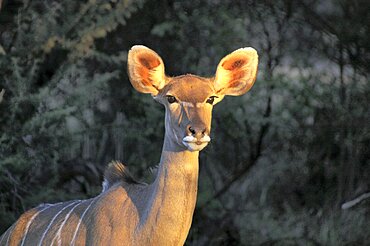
163 75 215 103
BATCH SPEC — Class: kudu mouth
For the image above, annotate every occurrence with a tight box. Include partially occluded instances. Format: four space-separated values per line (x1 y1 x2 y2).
182 135 211 152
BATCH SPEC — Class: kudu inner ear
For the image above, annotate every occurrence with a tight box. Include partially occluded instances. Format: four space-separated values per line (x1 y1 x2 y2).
127 45 167 96
214 47 259 96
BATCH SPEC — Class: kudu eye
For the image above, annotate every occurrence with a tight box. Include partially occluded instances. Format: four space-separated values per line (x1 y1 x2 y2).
166 95 178 104
206 96 218 105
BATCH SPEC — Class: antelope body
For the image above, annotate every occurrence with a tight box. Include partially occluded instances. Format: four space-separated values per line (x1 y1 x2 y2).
0 45 258 246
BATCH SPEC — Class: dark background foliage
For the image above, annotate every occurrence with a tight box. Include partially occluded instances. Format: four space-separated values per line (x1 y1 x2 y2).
0 0 369 245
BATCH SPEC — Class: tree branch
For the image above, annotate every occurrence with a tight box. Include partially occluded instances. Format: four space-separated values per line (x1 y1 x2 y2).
0 89 5 104
199 93 272 210
341 192 370 210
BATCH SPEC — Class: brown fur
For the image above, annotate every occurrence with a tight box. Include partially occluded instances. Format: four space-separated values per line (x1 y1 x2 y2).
0 45 258 246
104 161 142 187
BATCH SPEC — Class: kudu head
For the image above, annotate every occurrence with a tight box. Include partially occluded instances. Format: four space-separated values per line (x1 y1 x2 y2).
127 45 258 152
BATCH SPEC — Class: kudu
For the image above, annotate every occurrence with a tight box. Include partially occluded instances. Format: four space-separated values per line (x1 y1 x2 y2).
0 45 258 246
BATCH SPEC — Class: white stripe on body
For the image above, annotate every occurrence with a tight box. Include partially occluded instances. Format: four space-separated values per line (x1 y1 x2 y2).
0 230 4 245
50 200 83 246
38 201 81 246
0 226 8 245
0 224 15 246
5 225 15 246
70 199 95 246
20 203 62 246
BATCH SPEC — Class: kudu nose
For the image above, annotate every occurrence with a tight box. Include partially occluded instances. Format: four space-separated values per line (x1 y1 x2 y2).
186 125 207 141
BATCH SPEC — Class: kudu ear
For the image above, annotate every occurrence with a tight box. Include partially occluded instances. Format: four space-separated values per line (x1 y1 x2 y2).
127 45 167 96
214 47 258 96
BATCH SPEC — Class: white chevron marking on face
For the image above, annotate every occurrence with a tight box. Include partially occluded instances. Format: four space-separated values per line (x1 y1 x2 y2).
181 101 195 107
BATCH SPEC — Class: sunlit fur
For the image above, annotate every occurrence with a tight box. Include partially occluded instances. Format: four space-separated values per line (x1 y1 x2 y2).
154 75 216 152
0 46 258 246
128 45 258 152
128 45 166 95
214 47 258 96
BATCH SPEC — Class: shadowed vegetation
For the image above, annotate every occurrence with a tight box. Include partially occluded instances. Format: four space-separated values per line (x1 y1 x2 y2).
0 0 369 245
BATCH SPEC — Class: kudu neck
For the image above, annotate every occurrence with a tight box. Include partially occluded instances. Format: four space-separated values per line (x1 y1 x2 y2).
138 127 199 244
